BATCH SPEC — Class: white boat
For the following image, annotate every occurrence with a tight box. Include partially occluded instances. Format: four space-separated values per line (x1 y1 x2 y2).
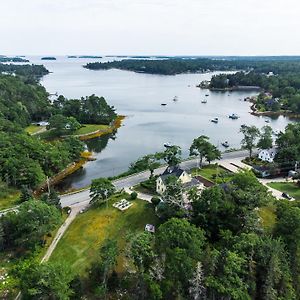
211 117 218 123
164 142 174 148
229 113 239 119
201 99 207 103
222 141 229 148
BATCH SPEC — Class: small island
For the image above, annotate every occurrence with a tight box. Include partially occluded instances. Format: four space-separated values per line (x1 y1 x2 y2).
0 56 29 63
79 55 102 59
41 56 57 60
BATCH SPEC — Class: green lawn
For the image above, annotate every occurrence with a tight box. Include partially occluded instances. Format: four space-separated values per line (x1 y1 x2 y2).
258 205 276 232
25 125 44 134
191 164 233 183
74 124 109 135
0 182 20 210
268 182 300 200
50 194 159 275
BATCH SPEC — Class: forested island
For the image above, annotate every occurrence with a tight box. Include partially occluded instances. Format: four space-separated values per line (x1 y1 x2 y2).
84 56 300 75
41 57 57 60
0 63 49 79
0 56 29 63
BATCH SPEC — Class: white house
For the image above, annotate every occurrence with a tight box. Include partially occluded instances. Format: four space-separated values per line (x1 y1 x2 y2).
258 148 277 163
156 166 203 194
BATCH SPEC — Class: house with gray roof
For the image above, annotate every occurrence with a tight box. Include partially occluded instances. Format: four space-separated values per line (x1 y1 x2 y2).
156 166 203 194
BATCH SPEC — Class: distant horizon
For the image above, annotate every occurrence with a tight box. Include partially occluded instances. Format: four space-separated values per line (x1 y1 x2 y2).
4 54 300 58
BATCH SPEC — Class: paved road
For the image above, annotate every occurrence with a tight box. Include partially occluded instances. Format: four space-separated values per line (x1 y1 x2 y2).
60 149 252 208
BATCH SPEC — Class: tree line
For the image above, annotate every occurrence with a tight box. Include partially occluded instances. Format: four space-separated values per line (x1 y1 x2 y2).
84 57 300 75
209 70 300 113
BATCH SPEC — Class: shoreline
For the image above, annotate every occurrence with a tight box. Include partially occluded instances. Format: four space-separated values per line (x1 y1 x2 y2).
74 115 125 141
250 103 300 118
34 116 126 195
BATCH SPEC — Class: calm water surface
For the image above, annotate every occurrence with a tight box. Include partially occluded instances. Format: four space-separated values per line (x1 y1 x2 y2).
28 56 293 189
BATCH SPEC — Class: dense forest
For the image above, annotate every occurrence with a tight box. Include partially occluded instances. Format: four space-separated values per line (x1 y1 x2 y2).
0 63 49 80
0 74 84 190
84 57 300 75
0 71 116 192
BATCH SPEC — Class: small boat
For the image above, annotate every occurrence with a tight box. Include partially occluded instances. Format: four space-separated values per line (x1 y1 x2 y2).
211 117 218 123
205 94 209 97
164 142 174 148
161 103 167 106
229 113 239 119
201 99 207 103
265 119 270 123
222 141 229 148
173 96 178 101
241 124 247 129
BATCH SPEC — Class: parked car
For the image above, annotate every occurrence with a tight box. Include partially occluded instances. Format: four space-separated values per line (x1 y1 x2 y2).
282 192 293 200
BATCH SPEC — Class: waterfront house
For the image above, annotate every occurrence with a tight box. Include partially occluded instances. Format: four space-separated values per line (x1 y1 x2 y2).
258 148 277 163
156 166 203 194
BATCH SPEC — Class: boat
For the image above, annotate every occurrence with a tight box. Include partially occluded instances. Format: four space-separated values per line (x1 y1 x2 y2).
221 141 229 148
229 113 239 119
164 142 174 148
161 103 167 106
265 119 270 123
211 117 218 123
173 96 178 101
201 99 207 103
241 124 247 129
205 94 209 97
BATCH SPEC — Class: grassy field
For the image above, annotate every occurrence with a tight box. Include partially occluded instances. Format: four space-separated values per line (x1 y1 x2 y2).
191 164 233 183
50 193 159 275
258 205 276 232
268 182 300 200
74 124 109 135
0 182 20 210
25 125 44 134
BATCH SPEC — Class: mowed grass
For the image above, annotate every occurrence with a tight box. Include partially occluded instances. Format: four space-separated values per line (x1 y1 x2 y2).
268 182 300 200
25 125 44 134
258 205 276 232
191 164 232 183
50 194 159 275
0 183 20 210
74 124 109 135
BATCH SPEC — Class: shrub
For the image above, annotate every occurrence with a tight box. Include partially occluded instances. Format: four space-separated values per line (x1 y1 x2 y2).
151 196 161 206
130 192 138 200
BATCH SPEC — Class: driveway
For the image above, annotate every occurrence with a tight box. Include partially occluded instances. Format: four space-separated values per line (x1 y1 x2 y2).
41 199 90 263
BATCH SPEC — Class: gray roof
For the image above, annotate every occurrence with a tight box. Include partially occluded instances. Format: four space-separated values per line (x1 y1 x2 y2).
160 166 185 183
183 178 201 190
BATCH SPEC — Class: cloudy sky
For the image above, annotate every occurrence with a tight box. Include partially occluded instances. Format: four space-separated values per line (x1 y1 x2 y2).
1 0 300 56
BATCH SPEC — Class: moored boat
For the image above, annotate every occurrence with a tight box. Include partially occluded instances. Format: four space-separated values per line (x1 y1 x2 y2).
164 142 174 148
211 117 218 123
229 113 239 119
222 141 229 148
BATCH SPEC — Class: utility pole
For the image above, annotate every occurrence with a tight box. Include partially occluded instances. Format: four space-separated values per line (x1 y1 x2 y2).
47 176 50 195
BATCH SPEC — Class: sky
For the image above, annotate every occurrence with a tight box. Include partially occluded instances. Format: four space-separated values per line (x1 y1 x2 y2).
1 0 300 56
